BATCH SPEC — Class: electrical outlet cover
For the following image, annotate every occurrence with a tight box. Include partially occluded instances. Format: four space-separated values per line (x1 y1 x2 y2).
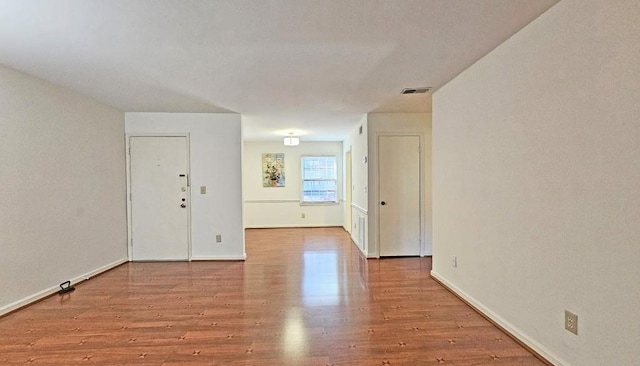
565 310 578 335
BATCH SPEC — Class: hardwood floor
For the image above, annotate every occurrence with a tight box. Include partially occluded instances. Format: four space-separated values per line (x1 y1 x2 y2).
0 228 545 365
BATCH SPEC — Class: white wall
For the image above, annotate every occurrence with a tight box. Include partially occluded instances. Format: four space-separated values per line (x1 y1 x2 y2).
0 65 127 315
367 113 432 257
431 1 640 365
343 116 369 254
125 113 245 260
243 141 343 228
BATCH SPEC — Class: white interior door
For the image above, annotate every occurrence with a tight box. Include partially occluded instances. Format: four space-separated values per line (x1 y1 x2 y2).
378 135 420 256
130 136 189 260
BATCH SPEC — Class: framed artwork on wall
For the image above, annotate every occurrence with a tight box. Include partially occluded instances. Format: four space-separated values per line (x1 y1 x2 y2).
262 153 285 187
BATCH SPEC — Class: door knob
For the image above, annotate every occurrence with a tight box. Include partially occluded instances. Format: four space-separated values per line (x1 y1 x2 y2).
180 203 187 208
381 201 386 205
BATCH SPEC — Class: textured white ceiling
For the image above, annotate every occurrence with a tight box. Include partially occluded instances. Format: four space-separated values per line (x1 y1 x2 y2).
0 0 558 141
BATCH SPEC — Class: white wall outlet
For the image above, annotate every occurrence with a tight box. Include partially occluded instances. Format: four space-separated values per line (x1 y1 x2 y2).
451 256 457 268
565 310 578 335
301 213 306 218
215 234 222 243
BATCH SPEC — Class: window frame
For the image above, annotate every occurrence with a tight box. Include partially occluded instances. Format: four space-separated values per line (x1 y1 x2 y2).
300 155 339 205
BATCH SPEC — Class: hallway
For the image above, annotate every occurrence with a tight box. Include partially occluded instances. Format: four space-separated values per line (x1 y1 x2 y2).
0 228 544 365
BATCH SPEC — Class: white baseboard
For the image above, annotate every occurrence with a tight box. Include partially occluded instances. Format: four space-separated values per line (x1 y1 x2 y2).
430 270 565 366
0 258 128 317
350 232 366 256
244 224 343 228
191 254 247 261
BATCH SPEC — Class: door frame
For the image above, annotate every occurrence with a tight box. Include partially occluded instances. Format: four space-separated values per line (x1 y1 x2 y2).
345 148 352 234
375 133 424 257
125 133 192 261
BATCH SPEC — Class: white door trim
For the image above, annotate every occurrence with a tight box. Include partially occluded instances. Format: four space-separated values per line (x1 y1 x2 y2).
125 133 192 261
345 148 352 234
375 132 425 257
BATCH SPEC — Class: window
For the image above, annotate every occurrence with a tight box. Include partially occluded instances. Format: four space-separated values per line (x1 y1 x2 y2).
301 155 337 203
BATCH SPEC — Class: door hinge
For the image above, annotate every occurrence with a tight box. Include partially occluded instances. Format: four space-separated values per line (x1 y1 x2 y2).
130 239 133 247
129 192 132 201
128 146 131 155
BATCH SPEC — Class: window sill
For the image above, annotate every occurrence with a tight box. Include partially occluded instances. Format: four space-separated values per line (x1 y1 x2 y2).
299 201 340 206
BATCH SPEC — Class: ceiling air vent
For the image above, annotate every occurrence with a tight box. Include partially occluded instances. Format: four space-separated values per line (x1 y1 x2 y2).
401 87 432 94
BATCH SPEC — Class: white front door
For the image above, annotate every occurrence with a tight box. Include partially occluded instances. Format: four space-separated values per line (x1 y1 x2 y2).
130 136 189 260
378 135 421 256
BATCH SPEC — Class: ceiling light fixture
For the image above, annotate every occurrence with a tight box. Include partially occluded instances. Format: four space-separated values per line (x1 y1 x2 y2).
283 133 299 146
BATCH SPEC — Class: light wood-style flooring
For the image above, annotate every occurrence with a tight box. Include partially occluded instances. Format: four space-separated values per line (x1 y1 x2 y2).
0 228 545 365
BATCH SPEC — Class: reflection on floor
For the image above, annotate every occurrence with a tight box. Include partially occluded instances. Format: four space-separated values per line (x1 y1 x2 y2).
0 227 546 365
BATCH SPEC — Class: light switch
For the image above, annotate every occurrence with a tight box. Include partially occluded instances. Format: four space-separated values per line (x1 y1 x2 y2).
200 186 206 194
